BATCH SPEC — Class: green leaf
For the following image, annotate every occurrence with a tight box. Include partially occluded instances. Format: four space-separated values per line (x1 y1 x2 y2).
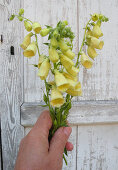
43 43 50 46
43 93 48 104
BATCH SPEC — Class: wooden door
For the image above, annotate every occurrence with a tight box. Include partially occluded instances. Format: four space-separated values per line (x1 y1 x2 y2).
1 0 118 170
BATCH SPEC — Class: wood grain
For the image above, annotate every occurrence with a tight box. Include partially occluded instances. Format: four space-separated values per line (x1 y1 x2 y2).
0 1 24 169
77 124 118 170
21 101 118 127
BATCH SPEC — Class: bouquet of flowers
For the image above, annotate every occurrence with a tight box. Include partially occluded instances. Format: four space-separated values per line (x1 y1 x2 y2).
10 9 108 164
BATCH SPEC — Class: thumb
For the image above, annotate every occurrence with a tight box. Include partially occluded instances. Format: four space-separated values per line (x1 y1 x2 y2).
49 127 72 157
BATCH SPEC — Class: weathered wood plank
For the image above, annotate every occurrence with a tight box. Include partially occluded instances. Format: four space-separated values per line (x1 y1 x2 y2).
24 0 78 102
77 124 118 170
24 126 77 170
78 0 118 100
0 1 24 170
21 101 118 127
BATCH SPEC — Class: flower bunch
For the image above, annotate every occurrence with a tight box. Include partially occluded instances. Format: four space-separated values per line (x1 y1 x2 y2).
10 9 108 164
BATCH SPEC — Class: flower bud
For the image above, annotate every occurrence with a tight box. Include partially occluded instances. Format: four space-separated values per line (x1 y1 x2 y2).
60 54 74 69
92 25 103 38
63 72 78 81
87 46 98 59
20 32 33 50
9 14 15 21
32 22 42 34
63 49 75 59
86 30 93 36
58 39 69 52
66 66 79 77
90 36 104 49
80 53 93 69
40 28 51 37
54 70 69 92
63 20 68 25
49 47 59 63
18 16 23 21
38 54 45 68
38 58 51 80
50 37 58 48
19 8 24 15
92 13 99 21
24 21 32 32
23 42 37 57
50 88 64 107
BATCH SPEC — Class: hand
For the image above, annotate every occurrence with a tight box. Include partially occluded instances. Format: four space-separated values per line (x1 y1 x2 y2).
14 110 73 170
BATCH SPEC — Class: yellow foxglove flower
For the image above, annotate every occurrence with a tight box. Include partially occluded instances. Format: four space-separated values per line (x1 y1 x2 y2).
58 39 69 52
75 82 81 90
50 37 58 48
49 47 59 63
24 21 32 32
67 78 78 90
20 32 33 50
87 46 98 60
80 53 93 69
92 25 103 38
66 83 82 96
32 22 42 34
92 13 99 21
23 42 37 58
90 36 104 49
66 66 79 77
40 28 50 37
55 70 69 92
60 54 74 69
50 88 64 107
63 49 75 59
38 58 51 80
63 72 78 81
48 81 55 86
86 30 93 36
38 54 45 68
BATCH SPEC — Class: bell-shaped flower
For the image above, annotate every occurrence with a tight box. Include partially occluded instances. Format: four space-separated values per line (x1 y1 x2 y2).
58 39 69 52
23 42 37 58
38 58 51 80
40 28 51 37
49 47 59 63
66 66 79 77
92 25 103 38
63 49 75 59
32 22 42 34
38 54 45 68
60 54 74 69
87 46 98 60
50 87 64 107
20 33 33 50
50 37 58 48
80 53 93 69
54 70 69 92
67 78 78 90
63 72 78 81
24 21 32 32
90 36 104 49
66 82 82 96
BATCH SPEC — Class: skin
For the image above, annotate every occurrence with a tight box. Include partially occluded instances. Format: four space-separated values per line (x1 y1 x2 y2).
14 110 73 170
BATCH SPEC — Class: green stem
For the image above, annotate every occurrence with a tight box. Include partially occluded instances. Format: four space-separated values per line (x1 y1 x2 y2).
15 15 33 23
75 18 92 67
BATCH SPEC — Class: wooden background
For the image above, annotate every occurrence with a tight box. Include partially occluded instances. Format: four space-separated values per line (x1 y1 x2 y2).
0 0 118 169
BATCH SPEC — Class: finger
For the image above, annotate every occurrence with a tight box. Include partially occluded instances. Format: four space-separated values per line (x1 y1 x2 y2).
49 127 72 158
31 110 52 138
65 142 73 151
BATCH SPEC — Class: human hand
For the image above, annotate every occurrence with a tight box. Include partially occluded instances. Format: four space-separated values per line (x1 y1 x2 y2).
14 110 73 170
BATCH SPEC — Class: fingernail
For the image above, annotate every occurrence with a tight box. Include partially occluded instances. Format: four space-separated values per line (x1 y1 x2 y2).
63 127 72 137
